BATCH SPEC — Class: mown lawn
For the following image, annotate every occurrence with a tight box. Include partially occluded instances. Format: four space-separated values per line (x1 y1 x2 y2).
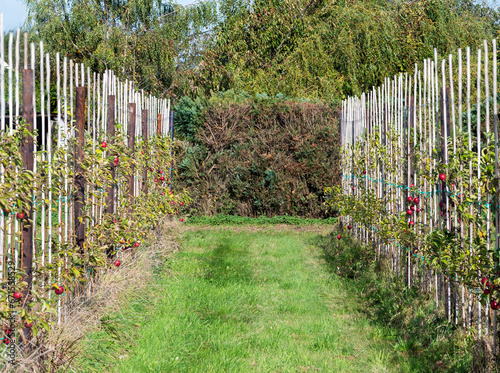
75 224 471 372
106 226 401 372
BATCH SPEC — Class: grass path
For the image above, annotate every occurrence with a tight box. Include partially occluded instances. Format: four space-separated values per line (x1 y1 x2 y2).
112 227 400 372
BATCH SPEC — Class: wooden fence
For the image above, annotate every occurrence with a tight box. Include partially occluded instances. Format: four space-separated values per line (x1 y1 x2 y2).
339 39 500 350
0 13 175 363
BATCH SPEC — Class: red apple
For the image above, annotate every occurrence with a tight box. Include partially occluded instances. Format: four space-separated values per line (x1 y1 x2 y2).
159 171 163 174
413 197 419 205
410 205 415 211
114 260 121 267
363 170 366 174
154 179 158 183
482 277 488 285
3 338 10 345
16 212 25 219
408 196 413 203
410 183 415 187
13 292 22 300
4 329 12 336
347 225 352 230
179 218 184 222
134 242 140 248
160 176 165 181
337 235 341 240
179 202 184 206
113 219 117 224
439 173 446 181
408 221 415 227
24 321 33 328
485 289 490 295
101 141 107 148
351 187 355 190
55 286 64 295
491 300 500 310
407 209 413 215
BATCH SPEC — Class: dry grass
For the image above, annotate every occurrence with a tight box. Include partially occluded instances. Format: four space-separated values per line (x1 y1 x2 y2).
183 223 333 234
1 218 180 373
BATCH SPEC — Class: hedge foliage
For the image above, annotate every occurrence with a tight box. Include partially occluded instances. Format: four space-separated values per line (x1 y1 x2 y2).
175 92 340 218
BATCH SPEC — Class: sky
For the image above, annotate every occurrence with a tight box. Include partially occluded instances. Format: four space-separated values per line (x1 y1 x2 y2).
1 0 499 32
1 0 28 31
0 0 195 32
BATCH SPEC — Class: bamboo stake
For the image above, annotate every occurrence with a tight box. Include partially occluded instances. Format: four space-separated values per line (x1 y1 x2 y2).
493 38 499 356
477 48 482 338
467 46 473 330
484 40 491 334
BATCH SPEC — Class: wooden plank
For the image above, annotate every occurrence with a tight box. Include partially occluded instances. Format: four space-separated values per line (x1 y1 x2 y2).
75 87 86 253
142 109 148 194
105 95 116 215
493 38 499 355
21 69 34 293
128 103 136 202
157 113 162 136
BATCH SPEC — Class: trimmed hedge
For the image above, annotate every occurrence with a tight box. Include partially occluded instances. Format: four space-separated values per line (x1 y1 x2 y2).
175 93 340 218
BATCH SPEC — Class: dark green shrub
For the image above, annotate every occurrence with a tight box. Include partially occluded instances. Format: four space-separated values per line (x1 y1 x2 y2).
175 94 341 217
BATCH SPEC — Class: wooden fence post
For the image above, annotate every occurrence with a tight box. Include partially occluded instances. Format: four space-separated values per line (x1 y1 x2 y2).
169 111 174 191
105 95 115 215
75 87 86 253
142 109 148 194
21 69 34 295
128 103 136 203
157 113 162 136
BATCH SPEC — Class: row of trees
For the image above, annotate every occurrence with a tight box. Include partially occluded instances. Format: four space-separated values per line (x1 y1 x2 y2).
21 0 500 102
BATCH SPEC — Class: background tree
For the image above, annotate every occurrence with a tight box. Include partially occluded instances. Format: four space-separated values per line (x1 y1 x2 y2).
195 0 499 100
25 0 218 97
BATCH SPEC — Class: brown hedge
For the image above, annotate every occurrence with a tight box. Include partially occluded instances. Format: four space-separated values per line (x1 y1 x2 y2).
176 100 341 217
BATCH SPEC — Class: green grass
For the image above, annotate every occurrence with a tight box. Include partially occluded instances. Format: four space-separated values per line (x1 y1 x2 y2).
312 230 474 372
185 214 338 226
75 225 474 372
77 226 403 372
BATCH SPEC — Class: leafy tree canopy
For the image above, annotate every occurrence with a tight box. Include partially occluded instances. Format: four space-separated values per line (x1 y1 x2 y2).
24 0 500 100
195 0 499 100
25 0 218 97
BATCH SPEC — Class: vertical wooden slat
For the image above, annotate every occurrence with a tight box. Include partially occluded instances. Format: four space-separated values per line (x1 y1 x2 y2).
128 103 136 202
105 95 116 215
75 87 86 253
169 111 175 191
21 69 34 293
157 113 162 136
142 109 148 194
492 38 499 355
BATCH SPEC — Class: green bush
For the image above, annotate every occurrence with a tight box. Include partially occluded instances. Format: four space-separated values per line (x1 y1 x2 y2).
175 93 341 218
